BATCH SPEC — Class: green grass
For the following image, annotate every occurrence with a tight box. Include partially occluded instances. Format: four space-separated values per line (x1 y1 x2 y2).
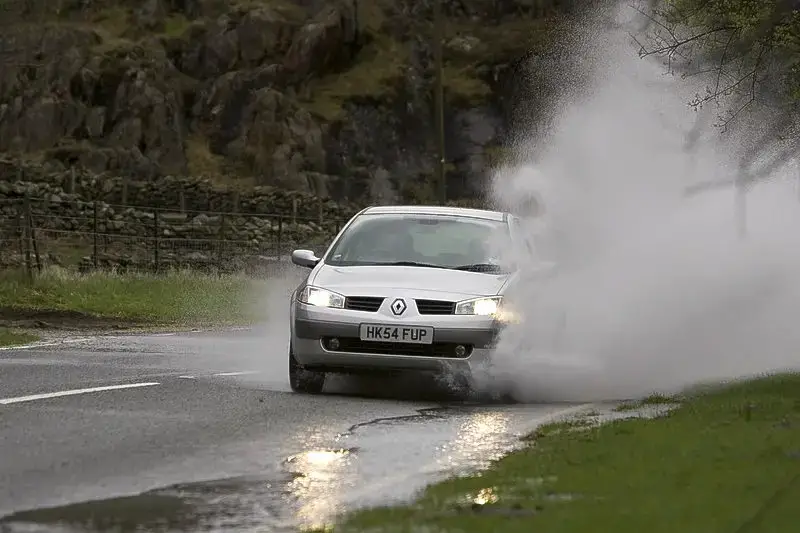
302 34 408 121
442 64 492 106
614 392 683 411
322 373 800 533
0 268 266 326
0 328 39 347
161 13 191 37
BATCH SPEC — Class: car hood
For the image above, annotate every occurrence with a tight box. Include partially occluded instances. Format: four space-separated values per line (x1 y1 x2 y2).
311 264 509 299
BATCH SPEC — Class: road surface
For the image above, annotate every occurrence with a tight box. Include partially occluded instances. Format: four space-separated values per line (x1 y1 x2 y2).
0 328 589 532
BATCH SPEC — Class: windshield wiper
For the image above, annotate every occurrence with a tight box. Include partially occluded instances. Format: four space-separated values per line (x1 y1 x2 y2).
375 261 449 269
453 263 507 273
369 261 507 273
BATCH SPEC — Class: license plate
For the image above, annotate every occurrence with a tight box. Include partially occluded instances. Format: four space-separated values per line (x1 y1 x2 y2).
359 324 433 344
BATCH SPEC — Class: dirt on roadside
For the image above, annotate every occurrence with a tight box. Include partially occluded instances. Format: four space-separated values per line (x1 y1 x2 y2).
0 307 147 331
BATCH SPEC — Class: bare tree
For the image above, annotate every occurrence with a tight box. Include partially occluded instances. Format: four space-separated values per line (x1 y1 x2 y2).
630 0 800 199
630 0 800 131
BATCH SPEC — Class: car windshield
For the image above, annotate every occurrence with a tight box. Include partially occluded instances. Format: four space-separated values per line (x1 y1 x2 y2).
324 213 512 271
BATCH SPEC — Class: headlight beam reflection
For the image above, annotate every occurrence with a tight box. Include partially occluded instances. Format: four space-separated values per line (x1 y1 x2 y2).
285 448 356 530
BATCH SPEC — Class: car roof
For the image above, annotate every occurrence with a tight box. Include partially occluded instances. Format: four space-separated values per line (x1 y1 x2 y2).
360 204 508 222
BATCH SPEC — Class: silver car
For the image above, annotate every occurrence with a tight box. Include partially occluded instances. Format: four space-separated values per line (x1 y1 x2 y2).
287 205 528 394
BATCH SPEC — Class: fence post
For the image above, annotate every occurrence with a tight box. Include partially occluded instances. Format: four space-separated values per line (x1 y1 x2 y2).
222 213 228 268
318 197 323 224
26 197 41 273
15 205 25 270
178 186 185 214
211 211 227 272
292 197 297 226
22 195 32 281
93 201 98 269
153 210 160 272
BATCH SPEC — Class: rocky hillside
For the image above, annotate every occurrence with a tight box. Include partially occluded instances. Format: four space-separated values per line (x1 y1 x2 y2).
0 0 577 206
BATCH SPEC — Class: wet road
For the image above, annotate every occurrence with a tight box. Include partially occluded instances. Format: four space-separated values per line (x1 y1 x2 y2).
0 328 590 532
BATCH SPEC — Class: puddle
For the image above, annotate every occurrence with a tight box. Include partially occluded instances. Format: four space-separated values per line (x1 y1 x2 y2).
572 402 680 428
286 448 357 465
0 447 366 533
432 487 540 519
0 405 597 532
1 494 199 532
472 487 499 505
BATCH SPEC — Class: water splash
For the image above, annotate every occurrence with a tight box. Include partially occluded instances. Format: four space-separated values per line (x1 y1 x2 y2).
482 2 800 402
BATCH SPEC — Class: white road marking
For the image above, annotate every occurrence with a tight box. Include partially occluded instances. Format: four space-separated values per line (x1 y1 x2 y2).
101 333 177 339
0 382 160 405
0 326 253 352
0 337 95 351
177 371 259 379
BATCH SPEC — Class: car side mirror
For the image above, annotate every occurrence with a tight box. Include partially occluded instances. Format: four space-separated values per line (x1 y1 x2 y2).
291 249 320 268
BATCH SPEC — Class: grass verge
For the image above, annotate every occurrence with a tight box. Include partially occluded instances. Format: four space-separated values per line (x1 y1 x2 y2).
0 268 265 327
613 392 682 411
0 328 39 347
322 373 800 533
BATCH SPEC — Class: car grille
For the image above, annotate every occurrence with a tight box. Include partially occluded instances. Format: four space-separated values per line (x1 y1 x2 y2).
344 296 384 312
322 338 472 358
414 299 455 315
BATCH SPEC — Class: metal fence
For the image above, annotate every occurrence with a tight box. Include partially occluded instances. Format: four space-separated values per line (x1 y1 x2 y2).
0 196 346 276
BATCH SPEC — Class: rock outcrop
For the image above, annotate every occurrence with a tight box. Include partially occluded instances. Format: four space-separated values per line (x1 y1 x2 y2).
0 0 578 204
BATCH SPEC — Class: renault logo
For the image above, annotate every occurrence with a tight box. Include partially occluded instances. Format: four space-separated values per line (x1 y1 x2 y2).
390 298 407 316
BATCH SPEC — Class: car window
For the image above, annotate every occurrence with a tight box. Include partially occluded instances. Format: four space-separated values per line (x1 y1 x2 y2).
325 213 511 269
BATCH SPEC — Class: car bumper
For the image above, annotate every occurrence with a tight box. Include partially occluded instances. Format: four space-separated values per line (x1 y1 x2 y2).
292 303 500 375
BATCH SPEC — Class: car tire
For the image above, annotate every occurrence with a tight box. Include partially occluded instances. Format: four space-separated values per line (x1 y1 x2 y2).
288 343 326 394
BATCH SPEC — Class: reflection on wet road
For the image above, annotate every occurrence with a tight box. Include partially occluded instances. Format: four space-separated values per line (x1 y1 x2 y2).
0 328 589 532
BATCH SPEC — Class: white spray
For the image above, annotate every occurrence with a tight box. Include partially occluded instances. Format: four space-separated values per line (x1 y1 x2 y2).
482 4 800 402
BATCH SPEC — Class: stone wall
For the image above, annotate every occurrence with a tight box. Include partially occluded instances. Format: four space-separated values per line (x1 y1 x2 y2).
0 157 362 219
0 157 488 274
0 159 361 274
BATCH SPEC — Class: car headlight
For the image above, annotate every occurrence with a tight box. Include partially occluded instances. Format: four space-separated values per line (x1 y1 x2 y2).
455 296 521 324
298 286 345 308
455 296 503 316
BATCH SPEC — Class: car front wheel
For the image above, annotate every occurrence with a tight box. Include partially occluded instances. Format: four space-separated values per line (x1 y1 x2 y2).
288 343 326 394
